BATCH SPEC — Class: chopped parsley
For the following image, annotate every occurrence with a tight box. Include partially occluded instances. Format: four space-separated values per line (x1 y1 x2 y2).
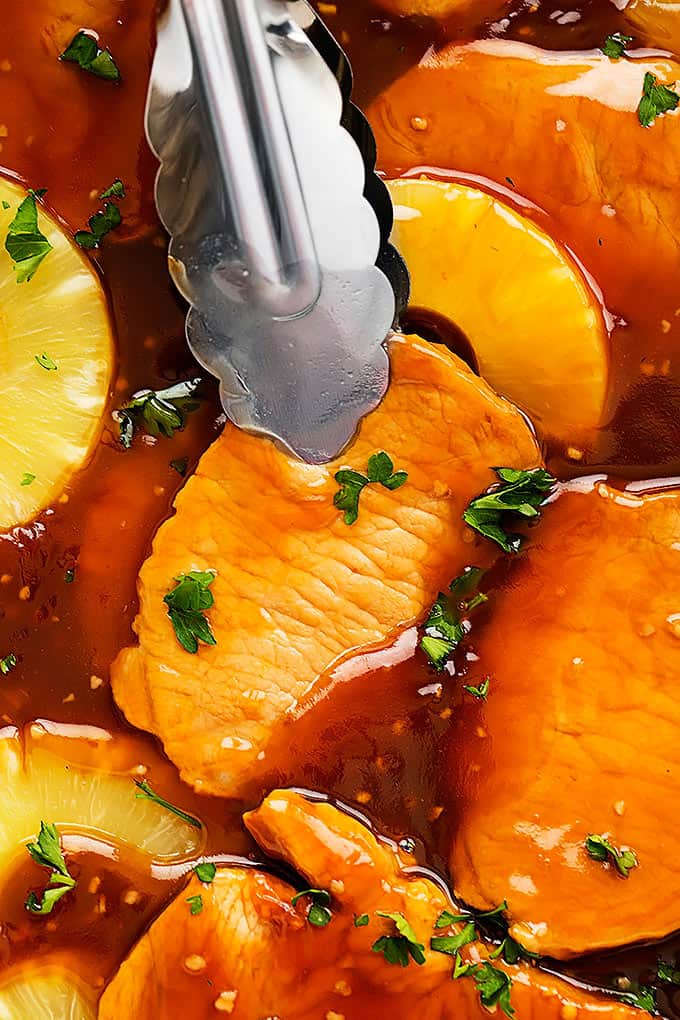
4 189 52 283
186 894 203 915
420 567 486 671
431 921 477 956
0 653 17 675
75 202 121 249
453 953 477 979
64 568 76 584
334 451 407 526
35 353 57 371
291 888 332 927
194 861 216 884
21 472 36 487
657 960 680 986
100 179 125 200
473 961 514 1017
25 821 76 915
601 32 633 59
133 778 202 829
60 31 121 82
618 984 657 1012
372 911 426 967
170 457 189 477
435 908 473 928
354 913 369 927
463 677 490 700
463 467 556 553
115 378 202 449
163 570 217 654
638 72 679 127
585 834 638 877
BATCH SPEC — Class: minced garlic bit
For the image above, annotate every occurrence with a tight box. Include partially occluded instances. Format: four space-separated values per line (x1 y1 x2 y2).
184 954 207 973
355 790 372 804
214 990 238 1013
334 979 352 997
410 115 428 131
90 675 104 690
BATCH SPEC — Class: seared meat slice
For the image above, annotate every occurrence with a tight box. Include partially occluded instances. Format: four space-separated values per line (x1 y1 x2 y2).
98 790 643 1018
111 334 539 798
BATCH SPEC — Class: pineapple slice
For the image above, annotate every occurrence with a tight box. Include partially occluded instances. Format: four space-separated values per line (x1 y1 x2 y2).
0 176 113 531
627 0 680 52
0 971 94 1020
0 725 203 867
388 176 609 442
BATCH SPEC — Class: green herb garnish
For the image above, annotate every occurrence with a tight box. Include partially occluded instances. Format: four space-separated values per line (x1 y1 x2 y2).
463 677 490 700
25 821 76 915
4 189 52 283
163 570 217 654
115 378 201 449
60 31 120 82
100 179 125 199
20 473 36 487
186 894 203 915
133 778 202 829
372 911 426 967
473 962 514 1017
657 960 680 986
420 567 486 671
334 451 407 526
619 985 657 1012
601 32 633 58
64 569 76 584
35 353 57 371
354 913 369 927
431 921 477 956
170 457 189 477
638 71 679 127
291 888 332 927
585 834 638 877
463 467 556 553
75 202 121 249
193 861 216 883
0 653 17 675
453 953 477 979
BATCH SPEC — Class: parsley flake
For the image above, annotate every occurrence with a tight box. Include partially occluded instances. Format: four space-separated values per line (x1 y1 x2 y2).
75 202 121 249
585 834 638 877
194 861 216 884
372 911 426 967
657 960 680 986
431 921 477 956
21 472 36 486
291 888 332 927
170 457 189 477
163 570 217 654
100 179 125 200
133 778 202 829
4 189 53 283
638 72 679 127
453 952 477 979
354 913 369 927
115 378 201 449
25 821 76 915
463 467 556 553
435 909 473 928
420 567 486 671
0 653 17 675
473 961 514 1017
186 894 203 915
60 31 121 82
618 984 657 1012
334 451 407 526
601 32 633 59
35 353 57 371
463 677 490 700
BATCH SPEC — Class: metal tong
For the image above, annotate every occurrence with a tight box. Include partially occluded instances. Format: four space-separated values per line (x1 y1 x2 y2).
146 0 407 463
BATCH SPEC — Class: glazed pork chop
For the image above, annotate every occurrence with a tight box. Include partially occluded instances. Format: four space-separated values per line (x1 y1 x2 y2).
449 480 680 957
111 333 540 798
98 790 642 1019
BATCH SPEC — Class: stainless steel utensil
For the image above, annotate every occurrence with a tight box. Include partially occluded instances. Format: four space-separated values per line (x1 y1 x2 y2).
146 0 407 464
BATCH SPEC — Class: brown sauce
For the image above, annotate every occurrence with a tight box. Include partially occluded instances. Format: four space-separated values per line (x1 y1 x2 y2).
1 0 679 1012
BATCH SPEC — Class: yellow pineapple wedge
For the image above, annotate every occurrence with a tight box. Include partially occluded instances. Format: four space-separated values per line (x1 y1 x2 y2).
388 176 609 442
0 724 204 869
0 971 95 1020
0 176 113 531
